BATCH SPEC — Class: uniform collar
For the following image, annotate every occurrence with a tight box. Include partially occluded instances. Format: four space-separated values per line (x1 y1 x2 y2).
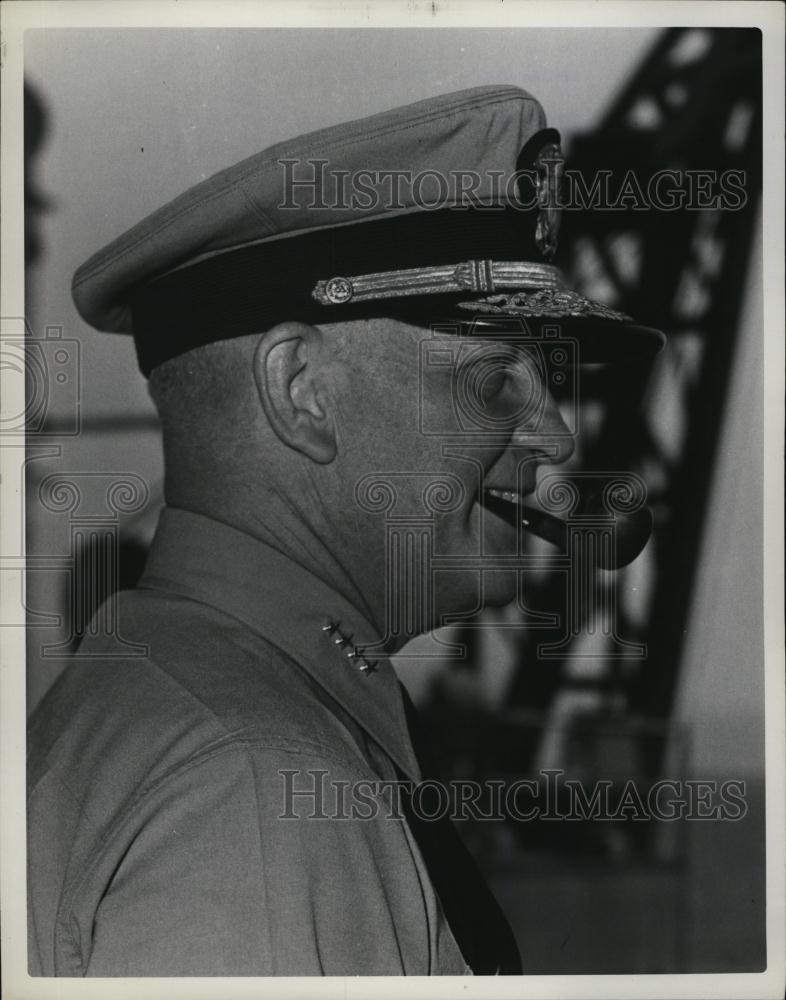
139 506 422 782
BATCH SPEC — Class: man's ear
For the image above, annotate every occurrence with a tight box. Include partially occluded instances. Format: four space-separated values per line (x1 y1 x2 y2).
252 321 337 464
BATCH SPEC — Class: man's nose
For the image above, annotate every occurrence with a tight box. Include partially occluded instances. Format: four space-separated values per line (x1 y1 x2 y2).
510 387 576 465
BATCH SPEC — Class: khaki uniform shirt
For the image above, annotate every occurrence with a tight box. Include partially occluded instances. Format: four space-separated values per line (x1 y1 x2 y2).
27 508 519 976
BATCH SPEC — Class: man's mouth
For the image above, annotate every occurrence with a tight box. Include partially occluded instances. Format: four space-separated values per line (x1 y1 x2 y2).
481 484 568 550
480 486 536 531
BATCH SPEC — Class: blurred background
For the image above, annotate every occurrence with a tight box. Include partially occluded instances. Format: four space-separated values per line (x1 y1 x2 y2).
22 27 764 973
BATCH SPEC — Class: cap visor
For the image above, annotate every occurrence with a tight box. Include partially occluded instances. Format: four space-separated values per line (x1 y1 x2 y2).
375 297 666 364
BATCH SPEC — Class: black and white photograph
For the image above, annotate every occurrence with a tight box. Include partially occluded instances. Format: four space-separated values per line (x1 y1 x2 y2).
1 2 784 997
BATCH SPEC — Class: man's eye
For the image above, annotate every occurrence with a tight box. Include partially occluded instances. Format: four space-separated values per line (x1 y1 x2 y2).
468 354 517 403
478 366 508 400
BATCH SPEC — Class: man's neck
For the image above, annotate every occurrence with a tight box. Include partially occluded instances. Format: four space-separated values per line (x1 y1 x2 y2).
166 489 385 643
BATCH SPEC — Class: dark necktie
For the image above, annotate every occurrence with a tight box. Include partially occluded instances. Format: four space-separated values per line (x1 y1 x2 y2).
397 683 522 975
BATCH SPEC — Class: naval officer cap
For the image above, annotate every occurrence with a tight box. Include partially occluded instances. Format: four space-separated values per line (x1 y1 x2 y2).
72 85 665 376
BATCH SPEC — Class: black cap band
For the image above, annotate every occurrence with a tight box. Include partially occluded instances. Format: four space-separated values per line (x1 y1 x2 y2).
130 205 544 374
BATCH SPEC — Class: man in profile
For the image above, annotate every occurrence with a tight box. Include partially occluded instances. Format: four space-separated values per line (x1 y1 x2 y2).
27 85 663 976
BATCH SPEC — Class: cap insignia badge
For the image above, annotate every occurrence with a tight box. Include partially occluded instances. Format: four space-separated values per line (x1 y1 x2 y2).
534 142 564 261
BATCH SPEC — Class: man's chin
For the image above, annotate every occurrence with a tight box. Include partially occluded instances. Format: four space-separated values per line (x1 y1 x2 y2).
431 569 518 627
